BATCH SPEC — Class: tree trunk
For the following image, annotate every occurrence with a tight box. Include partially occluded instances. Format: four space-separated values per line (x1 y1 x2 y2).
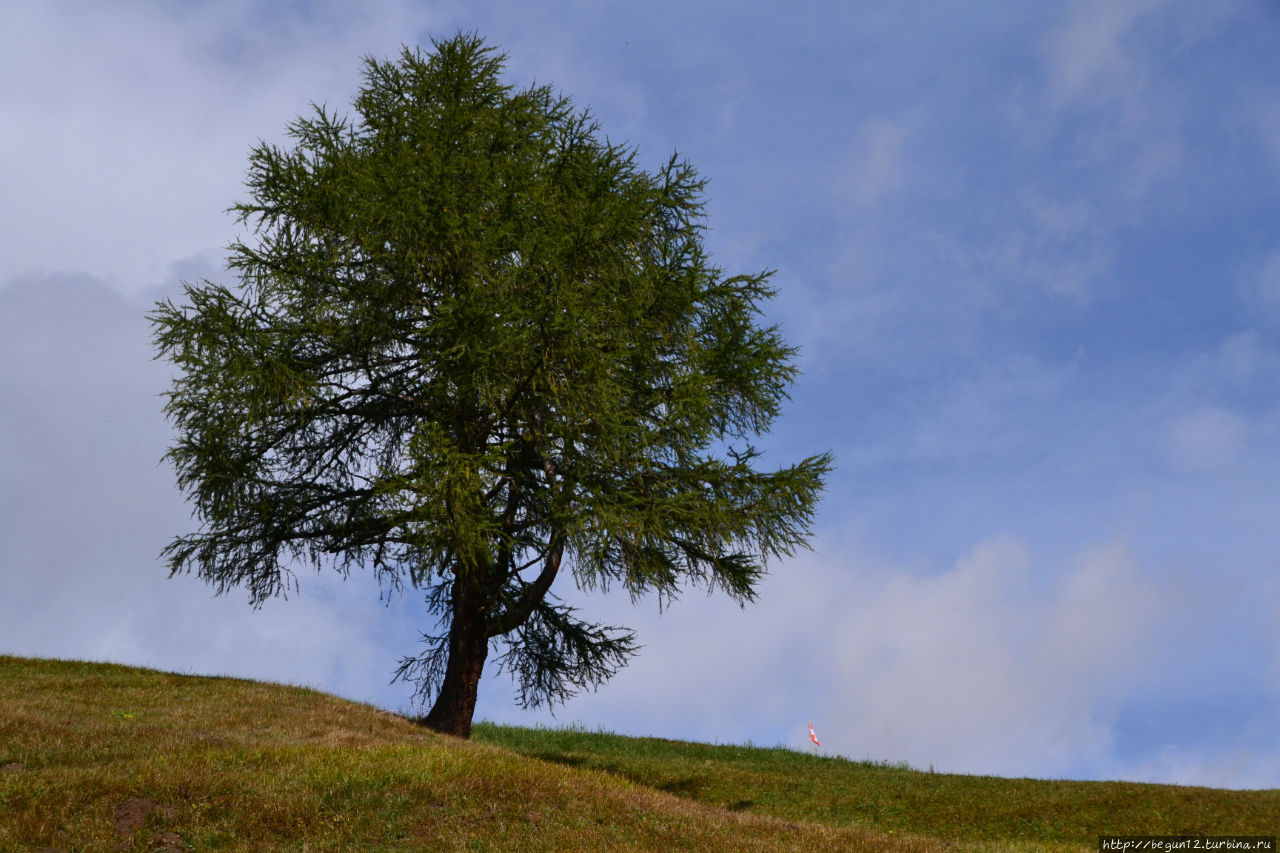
422 580 489 738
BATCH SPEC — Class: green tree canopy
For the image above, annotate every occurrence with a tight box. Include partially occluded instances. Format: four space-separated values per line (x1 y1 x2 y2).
151 33 831 737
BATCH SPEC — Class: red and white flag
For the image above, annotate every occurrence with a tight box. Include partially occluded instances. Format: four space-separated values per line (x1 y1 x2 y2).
808 722 820 747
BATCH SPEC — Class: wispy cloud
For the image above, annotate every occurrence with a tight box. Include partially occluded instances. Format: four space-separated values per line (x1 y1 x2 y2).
1166 407 1247 473
844 117 914 208
1258 100 1280 184
1043 0 1164 111
1240 249 1280 326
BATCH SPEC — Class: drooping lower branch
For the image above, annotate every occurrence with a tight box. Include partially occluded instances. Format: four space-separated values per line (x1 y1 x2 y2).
486 536 564 638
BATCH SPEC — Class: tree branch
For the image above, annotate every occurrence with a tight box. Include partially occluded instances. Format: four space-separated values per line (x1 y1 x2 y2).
486 535 563 638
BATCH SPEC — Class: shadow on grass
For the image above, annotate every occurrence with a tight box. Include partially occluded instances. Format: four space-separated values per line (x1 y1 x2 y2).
533 752 588 768
655 776 706 797
531 752 712 802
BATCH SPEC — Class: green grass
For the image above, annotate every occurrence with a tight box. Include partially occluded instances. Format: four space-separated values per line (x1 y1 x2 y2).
473 724 1280 848
1 655 1275 851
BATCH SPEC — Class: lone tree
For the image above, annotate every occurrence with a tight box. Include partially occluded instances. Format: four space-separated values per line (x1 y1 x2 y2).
151 34 831 738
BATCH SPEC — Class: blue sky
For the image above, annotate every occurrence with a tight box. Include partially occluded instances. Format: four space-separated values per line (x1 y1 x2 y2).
2 0 1279 788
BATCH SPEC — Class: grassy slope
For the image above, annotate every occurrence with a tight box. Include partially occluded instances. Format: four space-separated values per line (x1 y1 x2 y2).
0 656 1274 851
474 725 1280 848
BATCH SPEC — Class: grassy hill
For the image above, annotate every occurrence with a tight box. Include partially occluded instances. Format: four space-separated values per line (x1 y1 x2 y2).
1 656 1274 851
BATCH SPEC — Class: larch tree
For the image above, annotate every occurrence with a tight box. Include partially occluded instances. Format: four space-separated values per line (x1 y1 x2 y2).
151 34 831 738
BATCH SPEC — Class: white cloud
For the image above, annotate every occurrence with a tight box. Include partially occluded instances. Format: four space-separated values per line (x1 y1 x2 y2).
1026 196 1094 241
845 117 912 207
1039 542 1159 686
1043 0 1198 115
992 194 1115 299
1241 249 1280 324
0 1 437 293
1119 137 1184 203
822 538 1164 777
1209 331 1270 384
1107 743 1280 792
990 2 1225 302
996 0 1250 305
1259 100 1280 184
1166 407 1246 473
1044 0 1161 110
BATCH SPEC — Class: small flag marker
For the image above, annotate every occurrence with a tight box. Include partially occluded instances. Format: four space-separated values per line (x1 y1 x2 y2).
809 722 820 747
